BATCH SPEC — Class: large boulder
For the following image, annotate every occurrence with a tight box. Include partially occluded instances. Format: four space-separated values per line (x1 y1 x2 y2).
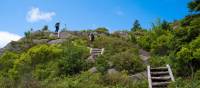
59 32 73 39
32 39 49 44
48 39 66 44
3 41 22 52
49 32 59 38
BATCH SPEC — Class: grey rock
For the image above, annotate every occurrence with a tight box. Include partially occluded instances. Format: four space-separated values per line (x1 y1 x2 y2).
49 33 59 38
108 68 118 74
129 71 147 80
0 48 4 56
139 49 150 64
86 55 96 63
112 31 129 37
3 41 21 52
108 61 113 67
48 39 66 44
89 67 97 73
32 39 49 44
59 32 73 39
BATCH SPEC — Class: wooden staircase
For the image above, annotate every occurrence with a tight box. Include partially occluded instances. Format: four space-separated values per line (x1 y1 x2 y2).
90 48 104 58
147 64 175 88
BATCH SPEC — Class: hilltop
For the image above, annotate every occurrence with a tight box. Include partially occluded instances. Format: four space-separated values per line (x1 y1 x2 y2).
0 0 200 88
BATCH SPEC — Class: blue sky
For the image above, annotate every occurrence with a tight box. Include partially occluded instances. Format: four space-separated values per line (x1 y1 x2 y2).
0 0 190 36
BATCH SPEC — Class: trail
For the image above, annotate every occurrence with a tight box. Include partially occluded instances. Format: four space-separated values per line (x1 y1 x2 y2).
139 49 150 64
128 49 150 81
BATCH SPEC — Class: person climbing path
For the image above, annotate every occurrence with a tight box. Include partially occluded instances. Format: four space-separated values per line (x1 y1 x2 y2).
89 32 95 42
55 22 60 33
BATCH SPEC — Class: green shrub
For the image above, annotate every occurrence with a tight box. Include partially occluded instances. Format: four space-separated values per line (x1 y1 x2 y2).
149 56 169 67
111 49 144 74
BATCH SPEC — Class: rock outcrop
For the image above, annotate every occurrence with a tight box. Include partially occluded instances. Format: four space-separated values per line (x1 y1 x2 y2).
0 48 4 56
32 39 49 44
129 71 147 81
108 68 119 74
89 67 97 73
48 39 66 44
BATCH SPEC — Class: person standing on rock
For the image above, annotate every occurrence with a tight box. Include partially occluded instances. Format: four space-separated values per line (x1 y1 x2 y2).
55 22 60 32
89 32 95 42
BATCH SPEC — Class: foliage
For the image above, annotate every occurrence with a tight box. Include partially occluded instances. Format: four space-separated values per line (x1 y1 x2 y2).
42 25 48 31
188 0 200 12
149 56 170 67
110 49 144 74
131 20 142 31
1 1 200 87
175 36 200 76
0 51 18 76
151 32 173 55
59 41 90 75
95 27 109 34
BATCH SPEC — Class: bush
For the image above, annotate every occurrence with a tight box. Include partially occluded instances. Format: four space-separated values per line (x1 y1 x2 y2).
102 71 133 87
151 33 173 55
59 41 90 75
176 36 200 76
0 51 18 75
149 56 170 67
111 49 145 74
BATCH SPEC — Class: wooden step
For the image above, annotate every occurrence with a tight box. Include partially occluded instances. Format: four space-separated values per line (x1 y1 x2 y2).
151 71 169 77
92 49 102 51
147 64 175 88
151 76 171 82
92 53 100 56
152 82 170 87
91 51 102 53
151 71 169 75
151 67 168 72
92 50 102 52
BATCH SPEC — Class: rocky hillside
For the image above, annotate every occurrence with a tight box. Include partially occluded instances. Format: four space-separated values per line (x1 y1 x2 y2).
0 0 200 87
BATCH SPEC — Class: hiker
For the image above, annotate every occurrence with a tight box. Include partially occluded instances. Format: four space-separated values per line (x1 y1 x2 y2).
89 32 95 42
55 22 60 32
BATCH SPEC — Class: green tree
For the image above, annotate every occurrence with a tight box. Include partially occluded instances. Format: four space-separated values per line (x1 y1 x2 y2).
161 20 170 30
131 20 142 31
24 31 31 39
188 0 200 12
42 25 48 31
95 27 109 34
59 41 90 75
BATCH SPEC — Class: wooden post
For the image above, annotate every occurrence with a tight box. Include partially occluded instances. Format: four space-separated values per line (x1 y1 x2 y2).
101 48 104 55
147 66 152 88
90 48 92 54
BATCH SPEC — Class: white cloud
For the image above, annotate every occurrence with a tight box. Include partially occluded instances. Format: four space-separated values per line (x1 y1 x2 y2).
116 10 124 16
114 7 124 16
26 7 56 22
0 31 22 48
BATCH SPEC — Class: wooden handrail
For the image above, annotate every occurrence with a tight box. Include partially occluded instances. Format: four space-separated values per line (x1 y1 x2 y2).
101 48 104 55
147 66 152 88
166 64 175 82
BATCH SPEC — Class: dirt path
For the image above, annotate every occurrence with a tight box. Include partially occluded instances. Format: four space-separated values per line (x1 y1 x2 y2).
139 49 150 64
